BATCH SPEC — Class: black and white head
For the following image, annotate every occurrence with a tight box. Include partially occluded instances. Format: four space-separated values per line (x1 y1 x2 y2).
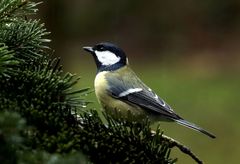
83 42 128 72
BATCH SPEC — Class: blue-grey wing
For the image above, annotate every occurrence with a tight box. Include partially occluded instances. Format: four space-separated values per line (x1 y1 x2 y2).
106 74 181 120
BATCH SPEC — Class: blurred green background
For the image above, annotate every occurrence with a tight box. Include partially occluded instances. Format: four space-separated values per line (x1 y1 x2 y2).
37 0 240 163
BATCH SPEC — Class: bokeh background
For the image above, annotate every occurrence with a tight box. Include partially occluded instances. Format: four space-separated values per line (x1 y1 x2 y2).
37 1 240 163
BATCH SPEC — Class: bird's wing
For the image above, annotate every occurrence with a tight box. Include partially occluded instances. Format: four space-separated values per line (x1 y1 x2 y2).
105 71 181 120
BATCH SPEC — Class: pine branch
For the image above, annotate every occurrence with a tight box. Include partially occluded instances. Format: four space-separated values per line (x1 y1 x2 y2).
0 43 19 76
0 19 50 60
0 0 40 21
0 0 49 63
77 110 177 164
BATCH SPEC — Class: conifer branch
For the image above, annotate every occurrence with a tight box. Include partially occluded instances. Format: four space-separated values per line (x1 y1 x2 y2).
0 0 40 21
151 131 203 164
0 43 19 76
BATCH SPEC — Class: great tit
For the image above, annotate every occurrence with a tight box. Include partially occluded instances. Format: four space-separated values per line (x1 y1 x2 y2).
83 42 216 139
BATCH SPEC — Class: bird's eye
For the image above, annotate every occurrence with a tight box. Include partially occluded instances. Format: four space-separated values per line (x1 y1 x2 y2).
96 45 105 51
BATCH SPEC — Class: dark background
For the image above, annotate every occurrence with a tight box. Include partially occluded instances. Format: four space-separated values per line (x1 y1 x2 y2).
37 1 240 163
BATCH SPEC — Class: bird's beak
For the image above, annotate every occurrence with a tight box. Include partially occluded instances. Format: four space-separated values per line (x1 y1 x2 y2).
83 46 94 53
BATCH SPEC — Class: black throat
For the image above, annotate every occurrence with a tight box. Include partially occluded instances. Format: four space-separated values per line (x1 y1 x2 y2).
96 62 126 73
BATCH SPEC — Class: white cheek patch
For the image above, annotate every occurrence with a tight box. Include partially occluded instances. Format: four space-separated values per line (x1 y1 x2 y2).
95 50 121 66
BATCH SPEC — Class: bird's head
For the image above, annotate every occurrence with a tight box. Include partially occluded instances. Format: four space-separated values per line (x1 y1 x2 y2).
83 42 128 72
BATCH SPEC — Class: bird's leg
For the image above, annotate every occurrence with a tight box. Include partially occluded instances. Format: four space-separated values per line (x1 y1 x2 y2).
151 130 203 164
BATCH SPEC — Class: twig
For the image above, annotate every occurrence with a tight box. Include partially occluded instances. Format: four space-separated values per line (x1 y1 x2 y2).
151 131 203 164
162 134 203 164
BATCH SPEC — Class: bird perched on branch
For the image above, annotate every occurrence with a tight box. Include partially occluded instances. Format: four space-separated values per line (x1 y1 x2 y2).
83 42 216 138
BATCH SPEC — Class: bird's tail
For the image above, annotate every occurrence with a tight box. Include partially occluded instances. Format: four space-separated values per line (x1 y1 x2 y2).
175 119 216 138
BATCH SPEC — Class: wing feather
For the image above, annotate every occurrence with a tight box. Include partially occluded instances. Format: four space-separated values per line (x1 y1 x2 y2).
118 89 181 120
105 68 181 120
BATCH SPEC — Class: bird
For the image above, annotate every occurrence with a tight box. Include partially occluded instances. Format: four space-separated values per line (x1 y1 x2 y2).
83 42 216 138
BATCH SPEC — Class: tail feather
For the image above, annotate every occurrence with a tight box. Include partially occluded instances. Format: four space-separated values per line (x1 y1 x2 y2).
175 119 216 138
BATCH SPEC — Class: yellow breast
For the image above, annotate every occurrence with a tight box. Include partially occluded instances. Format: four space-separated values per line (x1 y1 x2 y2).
94 71 109 104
